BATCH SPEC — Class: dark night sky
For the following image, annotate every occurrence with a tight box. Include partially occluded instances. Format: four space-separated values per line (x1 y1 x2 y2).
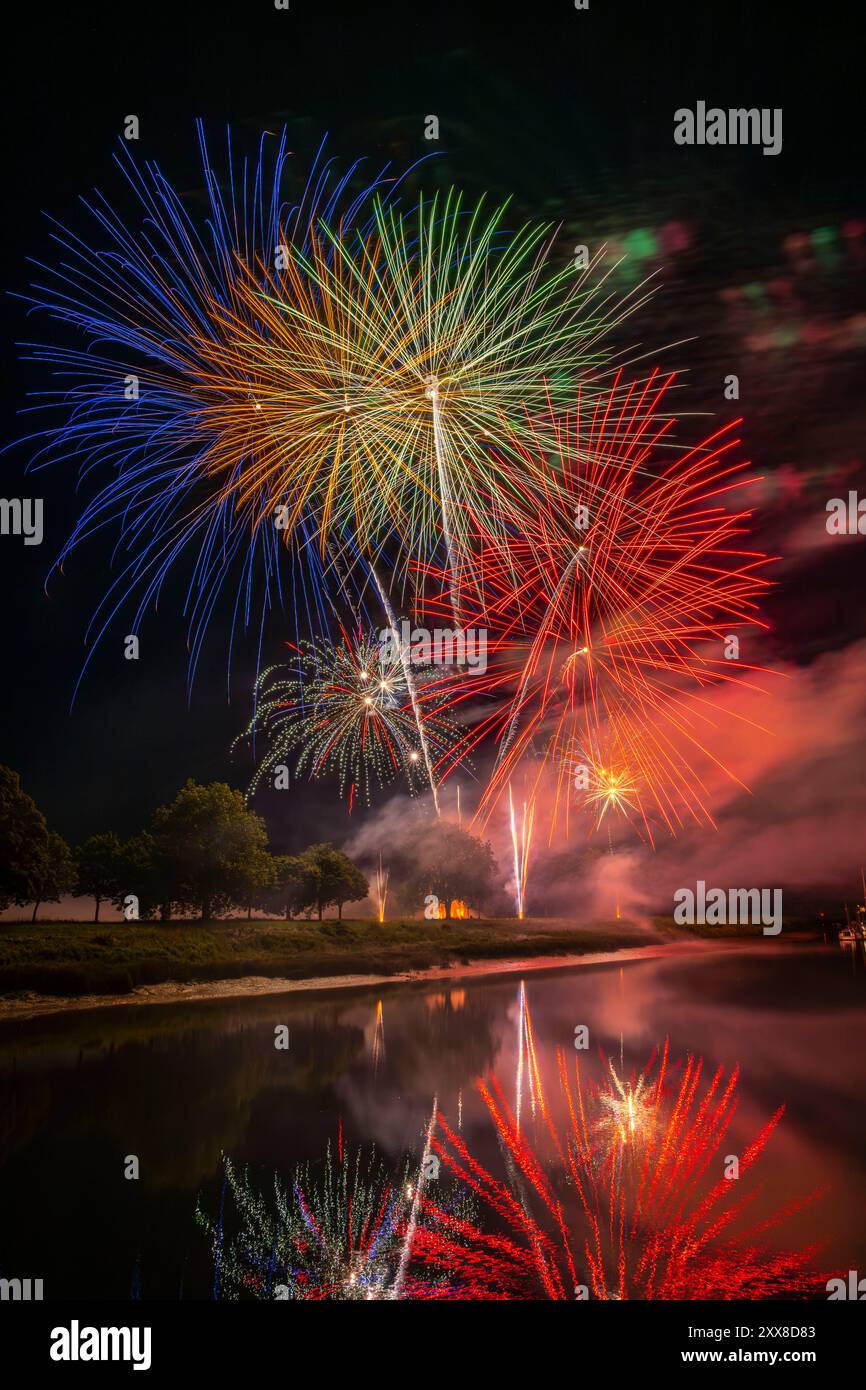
1 0 863 855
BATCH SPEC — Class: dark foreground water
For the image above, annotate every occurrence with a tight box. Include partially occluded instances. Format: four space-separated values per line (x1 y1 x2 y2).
1 941 865 1300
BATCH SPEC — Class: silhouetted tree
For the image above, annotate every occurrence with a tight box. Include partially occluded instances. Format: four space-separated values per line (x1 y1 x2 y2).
299 844 369 920
26 832 76 922
112 832 169 921
0 764 51 911
267 855 320 920
73 832 123 922
148 780 270 922
331 858 369 919
240 848 277 919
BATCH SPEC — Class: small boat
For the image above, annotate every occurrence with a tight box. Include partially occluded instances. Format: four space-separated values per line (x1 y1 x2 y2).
839 891 866 945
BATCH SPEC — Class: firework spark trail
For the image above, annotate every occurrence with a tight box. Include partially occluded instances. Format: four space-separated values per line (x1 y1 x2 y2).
368 564 440 813
15 127 780 854
495 552 581 773
429 1109 567 1299
508 786 535 919
196 1136 482 1301
515 981 526 1132
19 130 643 699
515 980 549 1135
197 1046 825 1302
373 855 389 924
392 1097 438 1300
427 373 461 620
482 1074 577 1292
405 1195 538 1297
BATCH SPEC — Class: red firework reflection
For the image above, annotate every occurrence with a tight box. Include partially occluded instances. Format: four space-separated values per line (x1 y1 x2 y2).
407 1042 826 1299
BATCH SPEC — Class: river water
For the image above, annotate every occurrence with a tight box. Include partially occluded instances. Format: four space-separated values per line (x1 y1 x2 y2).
1 940 864 1299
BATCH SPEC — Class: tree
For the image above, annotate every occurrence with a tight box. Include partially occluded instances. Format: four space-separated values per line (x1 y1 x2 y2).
391 823 497 920
148 780 270 921
73 832 123 922
239 848 277 920
0 764 51 910
331 858 369 920
299 844 369 921
267 855 320 920
25 832 77 922
111 832 170 921
0 766 78 921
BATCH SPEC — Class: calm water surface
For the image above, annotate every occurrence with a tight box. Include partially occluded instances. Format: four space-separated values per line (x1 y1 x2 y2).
1 941 865 1299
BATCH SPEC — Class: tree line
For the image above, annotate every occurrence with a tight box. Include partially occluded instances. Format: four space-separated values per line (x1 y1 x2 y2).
0 765 500 923
0 768 366 923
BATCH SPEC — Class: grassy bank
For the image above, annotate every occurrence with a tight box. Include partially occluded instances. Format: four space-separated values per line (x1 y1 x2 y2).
0 917 655 999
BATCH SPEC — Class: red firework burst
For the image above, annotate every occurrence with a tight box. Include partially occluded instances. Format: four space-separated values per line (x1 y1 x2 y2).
418 368 777 840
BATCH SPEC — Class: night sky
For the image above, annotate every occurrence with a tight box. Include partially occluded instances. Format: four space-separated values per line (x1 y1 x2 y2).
1 0 863 879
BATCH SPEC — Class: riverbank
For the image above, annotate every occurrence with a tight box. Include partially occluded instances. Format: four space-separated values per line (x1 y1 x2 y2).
0 939 722 1022
0 916 799 1021
0 916 669 1014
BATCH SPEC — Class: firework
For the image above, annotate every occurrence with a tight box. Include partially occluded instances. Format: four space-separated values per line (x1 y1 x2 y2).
508 787 535 920
197 1039 824 1302
15 125 774 840
197 1127 481 1300
373 855 390 924
595 1058 654 1151
392 1098 439 1299
421 369 775 840
234 630 464 807
220 193 644 617
423 1042 824 1300
13 125 421 690
582 760 639 827
196 1144 413 1300
367 565 442 814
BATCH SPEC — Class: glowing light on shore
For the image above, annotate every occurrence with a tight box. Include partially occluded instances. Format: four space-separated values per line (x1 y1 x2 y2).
436 899 471 919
